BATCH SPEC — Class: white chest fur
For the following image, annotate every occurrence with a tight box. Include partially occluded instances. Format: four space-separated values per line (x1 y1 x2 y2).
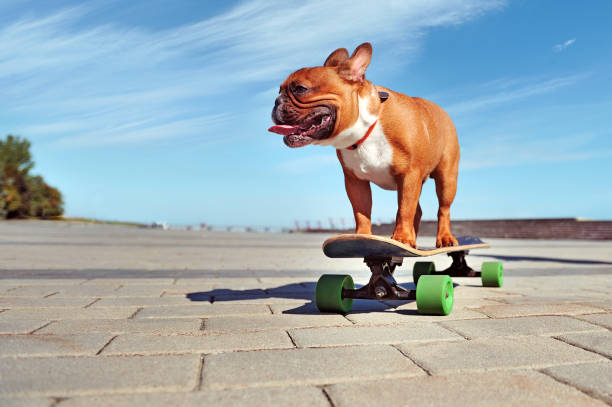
339 123 397 190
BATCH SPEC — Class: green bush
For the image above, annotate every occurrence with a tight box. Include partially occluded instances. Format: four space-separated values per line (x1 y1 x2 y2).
0 134 64 219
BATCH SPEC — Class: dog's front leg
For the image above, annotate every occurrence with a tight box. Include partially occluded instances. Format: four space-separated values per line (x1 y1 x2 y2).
343 172 372 234
392 172 423 247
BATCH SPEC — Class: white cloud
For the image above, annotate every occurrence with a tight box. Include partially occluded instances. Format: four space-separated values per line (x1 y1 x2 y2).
0 0 506 146
443 73 587 116
460 132 612 171
553 38 576 52
434 72 603 170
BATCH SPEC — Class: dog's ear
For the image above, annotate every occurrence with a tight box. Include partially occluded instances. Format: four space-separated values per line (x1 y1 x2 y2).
324 48 349 67
338 43 372 83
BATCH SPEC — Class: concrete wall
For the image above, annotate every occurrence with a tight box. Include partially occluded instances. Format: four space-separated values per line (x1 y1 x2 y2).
305 218 612 240
371 218 612 240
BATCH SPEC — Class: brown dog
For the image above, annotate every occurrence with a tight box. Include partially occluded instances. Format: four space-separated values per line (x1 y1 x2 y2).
269 43 459 248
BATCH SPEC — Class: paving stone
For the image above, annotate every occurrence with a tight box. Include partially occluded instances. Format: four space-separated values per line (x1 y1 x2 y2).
575 313 612 329
577 299 612 311
290 323 461 347
398 336 606 374
112 285 167 297
270 300 396 315
449 297 505 309
205 314 351 332
58 386 330 407
92 297 194 307
36 318 203 335
162 285 215 295
0 355 200 396
473 302 605 318
441 315 605 339
556 331 612 357
54 286 136 298
543 362 612 404
136 304 270 319
2 286 64 298
344 309 488 325
163 287 266 297
83 278 175 286
451 285 521 299
208 295 312 305
0 287 15 295
326 369 607 407
203 345 423 390
0 279 85 286
0 297 93 308
490 294 603 305
174 278 263 288
0 320 50 334
168 278 264 294
258 277 315 286
267 284 313 295
0 398 53 407
385 297 509 311
0 333 113 357
0 307 138 320
102 330 294 355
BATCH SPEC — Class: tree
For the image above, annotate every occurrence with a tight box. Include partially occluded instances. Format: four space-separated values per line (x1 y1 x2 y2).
0 134 64 219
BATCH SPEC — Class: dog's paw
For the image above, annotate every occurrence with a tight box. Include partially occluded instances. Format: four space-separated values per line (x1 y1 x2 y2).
436 233 458 248
391 231 417 248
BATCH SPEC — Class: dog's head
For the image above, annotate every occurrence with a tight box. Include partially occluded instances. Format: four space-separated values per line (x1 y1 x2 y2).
269 43 374 148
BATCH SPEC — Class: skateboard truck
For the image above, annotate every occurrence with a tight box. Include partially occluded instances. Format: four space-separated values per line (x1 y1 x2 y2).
341 256 416 301
441 250 480 277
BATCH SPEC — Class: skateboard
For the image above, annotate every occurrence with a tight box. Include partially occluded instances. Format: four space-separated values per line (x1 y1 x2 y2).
316 234 504 316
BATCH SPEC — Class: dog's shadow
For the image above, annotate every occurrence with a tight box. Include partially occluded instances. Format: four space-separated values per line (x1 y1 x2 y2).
186 281 452 315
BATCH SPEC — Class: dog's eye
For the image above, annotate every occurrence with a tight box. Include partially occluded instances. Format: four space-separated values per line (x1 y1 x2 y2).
291 84 309 95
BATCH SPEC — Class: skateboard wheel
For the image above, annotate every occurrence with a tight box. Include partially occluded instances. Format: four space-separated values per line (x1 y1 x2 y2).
413 261 435 285
416 275 454 315
315 274 354 313
481 262 503 287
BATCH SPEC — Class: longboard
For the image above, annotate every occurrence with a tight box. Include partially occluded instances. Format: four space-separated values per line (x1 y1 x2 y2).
323 234 489 258
314 234 504 317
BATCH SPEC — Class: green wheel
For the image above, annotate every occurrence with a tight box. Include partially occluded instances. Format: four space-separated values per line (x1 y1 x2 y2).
416 275 454 315
315 274 354 313
413 261 435 285
481 262 504 287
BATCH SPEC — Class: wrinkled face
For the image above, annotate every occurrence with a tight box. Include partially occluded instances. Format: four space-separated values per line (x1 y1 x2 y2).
270 67 356 148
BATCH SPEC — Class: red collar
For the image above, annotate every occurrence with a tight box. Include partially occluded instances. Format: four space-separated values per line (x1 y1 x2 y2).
346 120 378 150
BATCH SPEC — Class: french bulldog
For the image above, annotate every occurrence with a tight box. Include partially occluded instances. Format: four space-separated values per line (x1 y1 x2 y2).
269 43 459 248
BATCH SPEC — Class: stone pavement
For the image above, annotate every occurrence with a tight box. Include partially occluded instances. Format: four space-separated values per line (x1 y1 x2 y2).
0 220 610 406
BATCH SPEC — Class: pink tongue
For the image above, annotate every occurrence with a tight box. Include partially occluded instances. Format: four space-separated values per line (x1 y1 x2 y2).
268 125 299 136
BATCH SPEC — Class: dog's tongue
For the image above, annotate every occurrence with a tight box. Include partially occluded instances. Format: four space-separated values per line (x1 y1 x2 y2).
268 125 299 136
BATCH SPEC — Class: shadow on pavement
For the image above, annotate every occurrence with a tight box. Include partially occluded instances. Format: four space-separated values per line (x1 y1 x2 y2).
187 283 315 303
474 253 612 265
185 282 443 315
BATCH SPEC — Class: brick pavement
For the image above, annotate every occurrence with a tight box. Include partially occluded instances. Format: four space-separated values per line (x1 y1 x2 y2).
0 220 610 406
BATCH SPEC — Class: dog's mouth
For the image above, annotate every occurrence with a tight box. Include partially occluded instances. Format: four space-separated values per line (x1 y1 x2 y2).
268 112 334 148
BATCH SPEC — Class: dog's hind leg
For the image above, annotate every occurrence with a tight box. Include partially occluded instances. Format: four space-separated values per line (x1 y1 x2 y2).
414 202 422 237
433 161 459 247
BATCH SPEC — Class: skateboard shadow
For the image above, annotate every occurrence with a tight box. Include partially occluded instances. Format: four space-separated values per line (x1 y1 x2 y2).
186 283 315 303
473 253 612 265
185 281 448 314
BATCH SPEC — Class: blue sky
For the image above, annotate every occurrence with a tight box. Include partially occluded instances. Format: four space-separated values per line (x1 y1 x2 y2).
2 0 611 228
